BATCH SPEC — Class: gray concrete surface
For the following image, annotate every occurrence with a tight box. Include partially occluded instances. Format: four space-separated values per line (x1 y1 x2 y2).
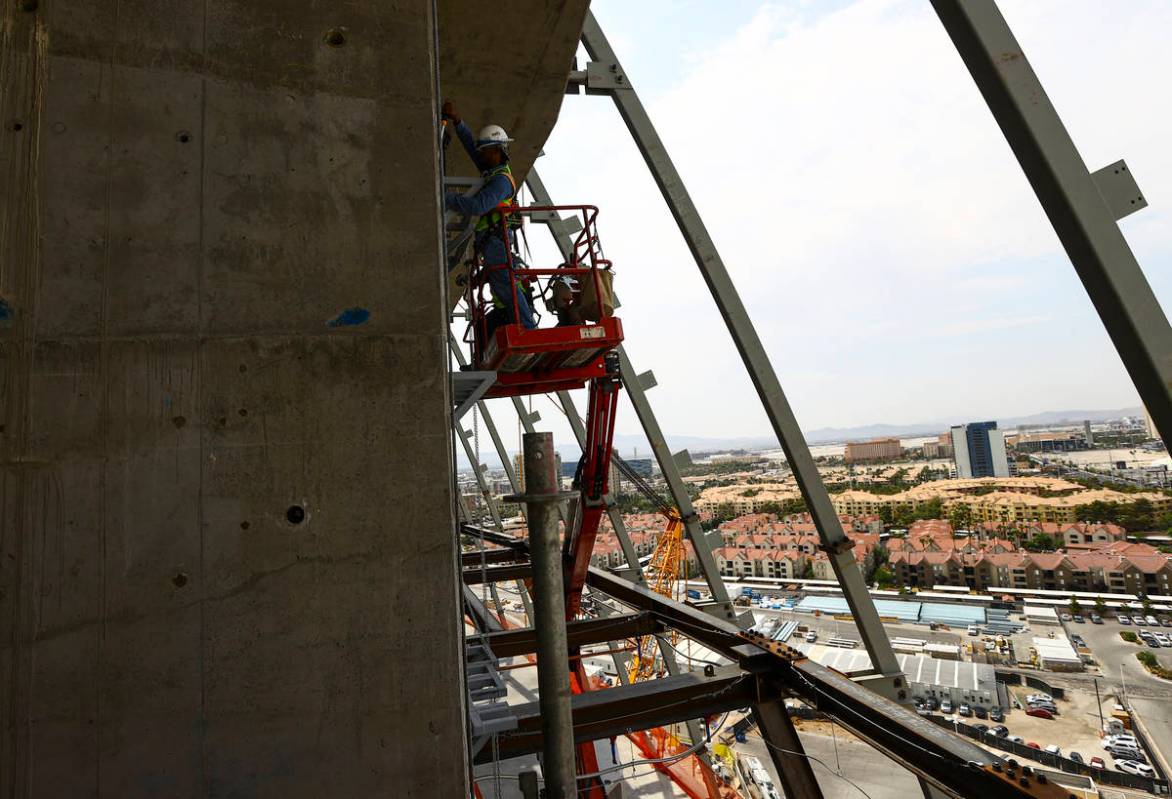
737 724 923 799
1 2 584 796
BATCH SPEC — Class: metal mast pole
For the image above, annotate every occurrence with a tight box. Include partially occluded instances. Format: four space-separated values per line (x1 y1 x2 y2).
510 433 576 797
931 0 1171 443
576 11 901 680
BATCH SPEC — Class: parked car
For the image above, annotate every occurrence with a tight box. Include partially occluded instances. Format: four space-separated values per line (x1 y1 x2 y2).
1155 633 1171 647
1091 614 1103 624
990 725 1009 737
1026 708 1054 720
925 698 940 711
1026 742 1041 750
1073 614 1085 623
1089 756 1105 770
958 704 973 717
989 708 1004 722
1120 616 1132 625
1161 618 1172 628
973 705 988 720
1117 760 1156 777
1146 615 1159 626
1146 638 1161 648
1069 751 1084 764
1007 735 1024 744
1103 734 1139 749
1044 744 1061 755
941 700 953 714
1060 612 1073 621
1072 635 1086 647
1133 615 1147 625
1107 744 1146 762
806 631 818 643
1026 693 1053 704
972 723 989 734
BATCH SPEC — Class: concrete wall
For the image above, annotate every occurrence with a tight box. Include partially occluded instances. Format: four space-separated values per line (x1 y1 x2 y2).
1 2 465 796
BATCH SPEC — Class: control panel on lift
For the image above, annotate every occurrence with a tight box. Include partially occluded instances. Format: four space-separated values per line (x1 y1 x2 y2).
462 204 623 399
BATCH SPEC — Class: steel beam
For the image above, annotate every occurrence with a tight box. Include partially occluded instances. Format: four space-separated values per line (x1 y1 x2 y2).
464 584 505 635
460 548 525 568
472 666 756 764
449 334 535 620
576 12 900 677
753 698 824 799
583 567 1067 799
931 0 1172 445
475 612 660 659
462 563 532 585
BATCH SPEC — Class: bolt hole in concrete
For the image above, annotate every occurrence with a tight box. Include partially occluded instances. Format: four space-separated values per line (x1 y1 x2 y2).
238 408 247 417
10 121 23 132
176 130 191 143
172 573 189 588
240 521 250 530
286 505 306 525
20 0 37 11
324 29 346 47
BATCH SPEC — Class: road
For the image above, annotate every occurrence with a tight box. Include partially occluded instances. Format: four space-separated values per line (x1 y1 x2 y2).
735 724 923 799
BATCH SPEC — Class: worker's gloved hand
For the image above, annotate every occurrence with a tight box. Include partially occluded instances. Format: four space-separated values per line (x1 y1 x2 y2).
441 100 460 124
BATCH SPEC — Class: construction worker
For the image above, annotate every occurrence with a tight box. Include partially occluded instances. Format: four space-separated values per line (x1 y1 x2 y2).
441 101 536 330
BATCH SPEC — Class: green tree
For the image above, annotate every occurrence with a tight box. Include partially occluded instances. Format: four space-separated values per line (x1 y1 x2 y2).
948 504 973 532
874 566 895 589
1094 597 1108 616
1068 597 1081 615
781 497 808 516
1023 533 1056 552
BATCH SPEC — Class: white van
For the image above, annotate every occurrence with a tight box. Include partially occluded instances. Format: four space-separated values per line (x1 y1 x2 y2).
967 625 980 636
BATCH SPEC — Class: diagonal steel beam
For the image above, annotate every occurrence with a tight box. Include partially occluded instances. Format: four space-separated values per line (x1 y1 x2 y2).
576 11 900 678
931 0 1172 445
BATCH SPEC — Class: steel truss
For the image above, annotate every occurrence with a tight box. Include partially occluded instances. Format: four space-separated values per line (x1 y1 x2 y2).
454 0 1171 794
461 526 1069 799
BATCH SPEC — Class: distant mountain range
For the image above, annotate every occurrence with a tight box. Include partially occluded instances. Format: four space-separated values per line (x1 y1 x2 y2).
457 407 1143 470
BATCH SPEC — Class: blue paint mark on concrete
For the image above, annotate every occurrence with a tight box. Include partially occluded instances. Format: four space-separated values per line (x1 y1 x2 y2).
326 307 370 328
0 297 12 323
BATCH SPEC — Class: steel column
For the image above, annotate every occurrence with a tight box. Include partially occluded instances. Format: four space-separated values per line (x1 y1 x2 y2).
931 0 1172 445
577 12 900 677
513 433 576 797
753 699 824 799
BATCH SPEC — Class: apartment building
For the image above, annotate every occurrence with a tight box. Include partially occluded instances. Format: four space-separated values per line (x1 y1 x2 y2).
844 437 903 464
890 540 1172 596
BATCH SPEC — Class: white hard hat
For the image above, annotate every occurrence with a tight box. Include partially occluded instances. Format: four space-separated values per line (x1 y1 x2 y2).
475 124 514 151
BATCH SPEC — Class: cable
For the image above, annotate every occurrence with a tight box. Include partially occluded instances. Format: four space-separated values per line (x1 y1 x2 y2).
758 738 876 799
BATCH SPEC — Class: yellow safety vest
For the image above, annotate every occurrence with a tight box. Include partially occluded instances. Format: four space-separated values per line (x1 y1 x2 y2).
474 164 519 233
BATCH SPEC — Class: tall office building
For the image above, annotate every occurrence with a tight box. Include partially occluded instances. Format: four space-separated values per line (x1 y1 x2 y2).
951 421 1010 478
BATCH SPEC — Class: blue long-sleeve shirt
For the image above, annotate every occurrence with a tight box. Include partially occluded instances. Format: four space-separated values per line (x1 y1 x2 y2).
444 120 514 216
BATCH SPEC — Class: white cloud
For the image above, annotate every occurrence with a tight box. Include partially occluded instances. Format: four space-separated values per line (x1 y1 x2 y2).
528 0 1172 442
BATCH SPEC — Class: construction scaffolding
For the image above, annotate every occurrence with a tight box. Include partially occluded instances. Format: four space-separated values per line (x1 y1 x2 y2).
450 2 1171 798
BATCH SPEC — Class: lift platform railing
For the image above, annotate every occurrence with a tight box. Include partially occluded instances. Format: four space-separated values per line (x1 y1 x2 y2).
462 204 614 369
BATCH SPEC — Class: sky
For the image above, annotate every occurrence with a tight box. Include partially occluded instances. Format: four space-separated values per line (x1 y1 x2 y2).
467 0 1172 457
